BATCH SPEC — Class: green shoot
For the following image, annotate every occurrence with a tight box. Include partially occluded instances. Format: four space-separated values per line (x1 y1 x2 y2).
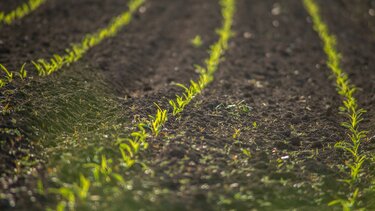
328 188 360 211
191 35 203 47
149 103 168 136
0 64 13 82
232 128 240 139
252 121 258 129
77 174 90 200
303 0 368 209
49 187 75 210
18 63 27 80
119 145 136 168
0 79 6 88
242 148 252 158
37 179 44 194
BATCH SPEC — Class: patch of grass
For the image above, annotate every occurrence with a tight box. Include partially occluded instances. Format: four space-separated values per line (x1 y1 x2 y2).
303 0 369 209
0 0 45 25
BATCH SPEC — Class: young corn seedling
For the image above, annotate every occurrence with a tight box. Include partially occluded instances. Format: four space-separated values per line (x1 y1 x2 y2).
76 174 91 201
18 63 27 80
191 35 203 48
304 0 369 209
169 82 201 116
149 103 168 136
84 155 113 183
49 187 75 211
328 188 360 211
119 145 136 168
131 123 149 146
0 64 13 83
0 79 6 88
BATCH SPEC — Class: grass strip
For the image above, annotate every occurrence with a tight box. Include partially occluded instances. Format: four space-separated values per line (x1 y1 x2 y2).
303 0 369 209
47 0 235 210
0 0 144 88
0 0 45 26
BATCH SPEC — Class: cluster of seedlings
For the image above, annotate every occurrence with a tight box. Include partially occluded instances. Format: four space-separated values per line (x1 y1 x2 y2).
46 0 236 209
0 0 45 25
0 0 45 88
304 0 369 209
0 63 27 87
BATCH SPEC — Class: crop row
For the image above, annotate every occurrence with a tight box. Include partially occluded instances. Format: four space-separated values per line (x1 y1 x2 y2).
45 0 236 210
0 0 144 89
303 0 370 209
1 0 372 209
0 0 45 26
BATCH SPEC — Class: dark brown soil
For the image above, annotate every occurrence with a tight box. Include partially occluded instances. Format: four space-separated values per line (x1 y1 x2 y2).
0 0 374 210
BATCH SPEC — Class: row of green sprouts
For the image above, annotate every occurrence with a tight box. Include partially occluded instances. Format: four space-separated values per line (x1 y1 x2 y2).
50 0 236 210
169 0 234 116
0 0 46 87
303 0 369 209
32 0 144 76
0 0 45 25
0 0 144 89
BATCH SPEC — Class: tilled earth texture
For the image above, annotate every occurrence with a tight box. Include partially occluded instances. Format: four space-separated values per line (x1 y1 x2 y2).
0 0 374 210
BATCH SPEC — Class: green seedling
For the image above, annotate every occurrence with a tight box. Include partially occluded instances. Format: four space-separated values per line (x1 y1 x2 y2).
242 148 252 158
77 174 90 200
191 35 203 47
0 64 13 82
304 0 369 209
119 146 135 168
169 81 202 116
84 155 112 182
0 79 6 88
18 63 27 80
328 188 359 211
37 179 44 195
49 187 75 211
149 103 168 136
232 128 240 139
